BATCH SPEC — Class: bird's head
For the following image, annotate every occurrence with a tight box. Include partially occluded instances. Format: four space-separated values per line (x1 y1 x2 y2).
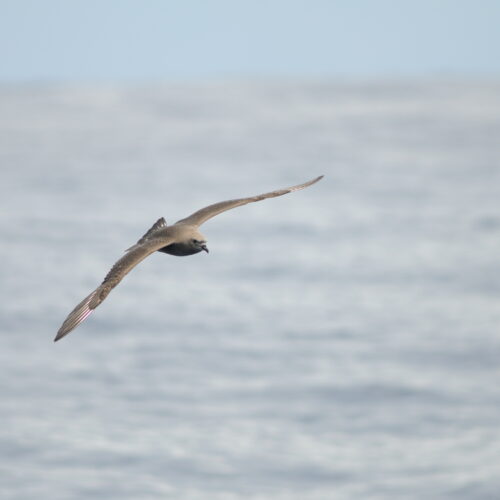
191 238 208 253
190 231 208 254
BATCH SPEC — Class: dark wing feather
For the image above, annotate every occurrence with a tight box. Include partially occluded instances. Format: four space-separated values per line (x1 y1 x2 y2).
55 234 175 341
176 176 323 227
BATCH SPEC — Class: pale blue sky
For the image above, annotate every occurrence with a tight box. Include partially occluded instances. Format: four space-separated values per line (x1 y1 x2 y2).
1 0 499 82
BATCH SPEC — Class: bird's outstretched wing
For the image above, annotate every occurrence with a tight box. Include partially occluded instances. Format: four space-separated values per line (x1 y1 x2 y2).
55 234 175 342
176 175 323 228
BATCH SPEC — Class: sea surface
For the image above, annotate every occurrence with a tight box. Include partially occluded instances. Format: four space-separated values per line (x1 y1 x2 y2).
1 80 499 500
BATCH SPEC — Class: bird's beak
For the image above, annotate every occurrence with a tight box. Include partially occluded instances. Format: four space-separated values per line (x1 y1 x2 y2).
201 244 209 253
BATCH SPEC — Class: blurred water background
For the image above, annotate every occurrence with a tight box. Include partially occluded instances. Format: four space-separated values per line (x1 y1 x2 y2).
1 80 499 499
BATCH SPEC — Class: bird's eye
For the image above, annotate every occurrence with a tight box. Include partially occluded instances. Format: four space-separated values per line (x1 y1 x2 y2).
192 239 199 244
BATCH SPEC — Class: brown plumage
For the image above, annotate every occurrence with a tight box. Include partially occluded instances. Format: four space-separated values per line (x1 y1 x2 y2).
55 175 323 341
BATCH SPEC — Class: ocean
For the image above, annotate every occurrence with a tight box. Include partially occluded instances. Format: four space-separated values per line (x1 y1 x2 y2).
1 80 499 499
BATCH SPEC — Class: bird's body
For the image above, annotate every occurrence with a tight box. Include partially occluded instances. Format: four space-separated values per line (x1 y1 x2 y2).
158 240 204 256
129 223 208 256
55 175 323 341
156 224 207 256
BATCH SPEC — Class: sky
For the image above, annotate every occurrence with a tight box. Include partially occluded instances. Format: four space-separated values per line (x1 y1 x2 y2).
1 0 499 82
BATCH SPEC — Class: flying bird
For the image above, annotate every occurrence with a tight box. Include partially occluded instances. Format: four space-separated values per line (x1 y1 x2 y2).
55 175 323 341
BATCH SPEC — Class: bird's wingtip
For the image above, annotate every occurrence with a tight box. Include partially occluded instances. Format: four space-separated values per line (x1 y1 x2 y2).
54 328 69 342
54 325 73 342
305 175 324 186
54 290 97 342
300 175 324 189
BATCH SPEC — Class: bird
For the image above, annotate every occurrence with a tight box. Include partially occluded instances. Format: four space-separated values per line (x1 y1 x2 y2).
55 175 323 341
